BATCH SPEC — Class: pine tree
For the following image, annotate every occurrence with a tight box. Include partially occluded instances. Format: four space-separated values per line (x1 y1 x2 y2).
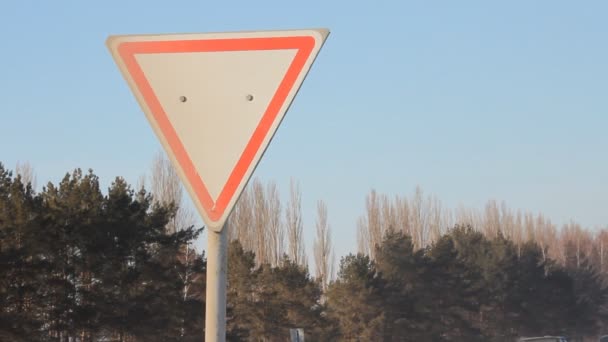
326 254 385 341
227 240 260 340
227 240 326 341
373 230 423 340
450 226 520 339
566 258 608 338
0 164 45 341
420 234 482 340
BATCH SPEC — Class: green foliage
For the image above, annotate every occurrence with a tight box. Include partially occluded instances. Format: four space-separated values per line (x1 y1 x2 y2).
0 164 205 341
227 240 328 341
326 253 386 341
327 226 608 341
2 162 608 341
0 164 46 341
566 258 608 339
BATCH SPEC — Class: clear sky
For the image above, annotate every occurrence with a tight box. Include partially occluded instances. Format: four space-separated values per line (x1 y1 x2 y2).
1 1 606 263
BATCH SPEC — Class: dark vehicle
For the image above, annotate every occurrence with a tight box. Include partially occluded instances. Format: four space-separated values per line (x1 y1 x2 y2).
518 337 568 342
599 335 608 342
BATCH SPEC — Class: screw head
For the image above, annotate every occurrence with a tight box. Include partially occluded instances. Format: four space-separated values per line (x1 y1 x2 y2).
179 96 187 103
246 94 254 102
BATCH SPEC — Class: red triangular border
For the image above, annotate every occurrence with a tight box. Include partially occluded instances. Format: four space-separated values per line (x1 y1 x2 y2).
117 36 315 221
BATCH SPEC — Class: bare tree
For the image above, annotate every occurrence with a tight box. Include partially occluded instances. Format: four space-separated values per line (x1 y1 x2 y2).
535 213 557 262
15 161 36 189
411 186 429 249
483 200 501 238
229 185 253 248
266 181 284 266
500 202 515 241
228 178 285 266
572 223 584 269
394 195 411 236
135 173 147 193
149 151 198 337
559 221 592 269
544 221 560 263
357 217 371 256
555 226 570 266
524 212 535 242
354 187 453 255
442 207 454 234
354 186 608 274
357 189 397 259
314 200 334 291
365 190 382 259
380 194 396 233
428 195 443 243
252 179 270 265
514 210 524 257
150 151 195 234
596 229 608 273
285 179 306 266
455 205 475 229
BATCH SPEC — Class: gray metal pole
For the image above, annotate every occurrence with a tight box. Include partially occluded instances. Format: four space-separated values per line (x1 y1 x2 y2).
205 225 228 342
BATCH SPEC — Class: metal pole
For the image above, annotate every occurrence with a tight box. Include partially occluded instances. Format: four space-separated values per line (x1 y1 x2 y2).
205 225 228 342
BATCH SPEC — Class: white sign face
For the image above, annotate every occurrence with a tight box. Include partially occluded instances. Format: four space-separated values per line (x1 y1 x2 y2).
107 29 329 231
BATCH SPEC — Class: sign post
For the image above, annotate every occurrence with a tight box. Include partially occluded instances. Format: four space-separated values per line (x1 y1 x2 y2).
106 28 329 341
206 225 228 341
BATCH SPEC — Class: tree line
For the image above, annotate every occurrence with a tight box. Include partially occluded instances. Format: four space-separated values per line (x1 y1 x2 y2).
0 164 205 341
1 161 608 341
327 228 608 341
357 187 608 274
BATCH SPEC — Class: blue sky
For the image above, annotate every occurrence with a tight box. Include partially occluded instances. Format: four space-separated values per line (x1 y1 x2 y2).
1 1 607 262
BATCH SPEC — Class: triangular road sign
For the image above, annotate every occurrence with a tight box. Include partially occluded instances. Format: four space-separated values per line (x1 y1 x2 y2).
107 29 329 232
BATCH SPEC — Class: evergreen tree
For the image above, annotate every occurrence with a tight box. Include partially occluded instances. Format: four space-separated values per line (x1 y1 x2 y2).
420 234 482 340
92 177 204 341
566 258 608 338
450 226 520 340
39 169 105 340
260 256 325 339
0 166 205 341
4 162 608 341
0 164 46 341
227 240 260 340
326 253 385 341
373 230 424 340
227 240 326 341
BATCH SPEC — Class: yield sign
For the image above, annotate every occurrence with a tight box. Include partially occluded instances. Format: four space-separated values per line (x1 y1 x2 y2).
107 29 329 232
